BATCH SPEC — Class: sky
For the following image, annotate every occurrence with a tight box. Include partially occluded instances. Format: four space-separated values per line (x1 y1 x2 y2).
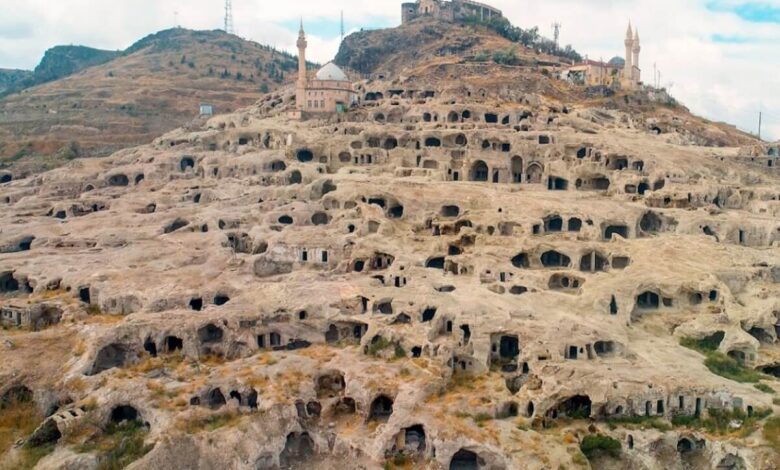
0 0 778 141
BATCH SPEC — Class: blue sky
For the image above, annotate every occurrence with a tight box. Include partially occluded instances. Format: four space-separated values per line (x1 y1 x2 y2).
0 0 778 140
706 1 780 23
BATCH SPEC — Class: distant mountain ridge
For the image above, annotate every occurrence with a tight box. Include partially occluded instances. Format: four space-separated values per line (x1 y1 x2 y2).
0 69 33 95
1 46 120 97
0 28 301 175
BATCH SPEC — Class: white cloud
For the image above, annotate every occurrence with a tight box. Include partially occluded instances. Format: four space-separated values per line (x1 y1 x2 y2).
0 0 777 140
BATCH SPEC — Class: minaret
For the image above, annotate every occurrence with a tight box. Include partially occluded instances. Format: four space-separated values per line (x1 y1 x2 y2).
296 21 307 111
632 29 641 86
624 22 634 83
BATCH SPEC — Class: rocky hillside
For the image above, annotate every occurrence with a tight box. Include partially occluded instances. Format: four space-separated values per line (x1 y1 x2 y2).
1 13 778 470
31 46 121 87
0 46 120 98
335 18 566 77
0 28 300 175
336 18 756 149
0 69 33 95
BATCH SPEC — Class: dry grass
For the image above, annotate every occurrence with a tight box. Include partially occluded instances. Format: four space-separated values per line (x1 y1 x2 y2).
0 397 43 455
82 313 123 325
72 340 86 357
65 376 88 392
255 353 278 366
764 417 780 456
176 410 241 434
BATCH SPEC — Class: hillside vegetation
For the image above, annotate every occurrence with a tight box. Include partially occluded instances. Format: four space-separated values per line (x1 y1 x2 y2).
0 28 300 175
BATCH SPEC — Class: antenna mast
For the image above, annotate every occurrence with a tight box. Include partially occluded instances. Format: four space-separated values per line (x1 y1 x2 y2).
551 22 561 50
224 0 235 35
341 11 345 42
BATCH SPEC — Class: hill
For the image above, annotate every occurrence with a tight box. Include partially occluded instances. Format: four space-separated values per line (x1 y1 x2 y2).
0 28 300 175
0 46 120 98
335 18 757 148
0 69 33 95
1 9 779 470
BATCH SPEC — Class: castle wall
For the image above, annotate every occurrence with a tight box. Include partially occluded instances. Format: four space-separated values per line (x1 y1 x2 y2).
402 0 501 24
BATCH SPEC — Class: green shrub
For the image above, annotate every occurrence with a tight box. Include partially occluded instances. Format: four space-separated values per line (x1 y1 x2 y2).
681 336 764 383
75 420 152 470
606 415 671 431
580 434 621 460
492 47 519 66
755 383 776 394
680 333 724 354
704 353 763 383
56 141 81 160
366 337 392 357
474 51 490 62
672 407 773 435
393 344 406 359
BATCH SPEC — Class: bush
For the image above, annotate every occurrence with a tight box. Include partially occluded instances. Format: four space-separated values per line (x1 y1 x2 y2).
57 141 81 160
681 336 763 383
580 434 621 460
672 407 773 435
680 334 724 354
755 383 776 394
367 337 393 357
473 51 490 62
393 344 406 359
75 420 152 470
704 353 763 383
606 415 671 431
492 47 519 66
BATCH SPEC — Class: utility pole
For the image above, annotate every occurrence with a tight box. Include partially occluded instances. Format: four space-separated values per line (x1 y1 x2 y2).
653 63 656 88
758 111 762 141
224 0 234 35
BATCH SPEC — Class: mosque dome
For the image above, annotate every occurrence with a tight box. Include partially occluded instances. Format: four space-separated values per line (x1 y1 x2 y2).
315 62 349 81
608 56 625 67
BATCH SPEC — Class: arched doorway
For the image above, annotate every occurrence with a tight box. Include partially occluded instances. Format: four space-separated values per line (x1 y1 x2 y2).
469 161 489 182
511 156 523 183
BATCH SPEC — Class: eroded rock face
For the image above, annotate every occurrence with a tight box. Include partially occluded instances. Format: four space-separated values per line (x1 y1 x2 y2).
0 50 779 470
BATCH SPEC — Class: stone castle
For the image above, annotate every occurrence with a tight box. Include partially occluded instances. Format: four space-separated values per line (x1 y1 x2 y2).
402 0 502 24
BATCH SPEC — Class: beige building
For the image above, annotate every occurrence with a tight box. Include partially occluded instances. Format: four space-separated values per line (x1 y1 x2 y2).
565 59 623 88
565 22 641 91
295 23 355 119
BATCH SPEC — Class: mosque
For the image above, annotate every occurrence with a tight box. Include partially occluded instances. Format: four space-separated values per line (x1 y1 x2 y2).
293 23 356 119
565 22 642 90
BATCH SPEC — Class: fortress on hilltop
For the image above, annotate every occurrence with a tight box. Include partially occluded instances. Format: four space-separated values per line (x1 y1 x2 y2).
401 0 502 24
